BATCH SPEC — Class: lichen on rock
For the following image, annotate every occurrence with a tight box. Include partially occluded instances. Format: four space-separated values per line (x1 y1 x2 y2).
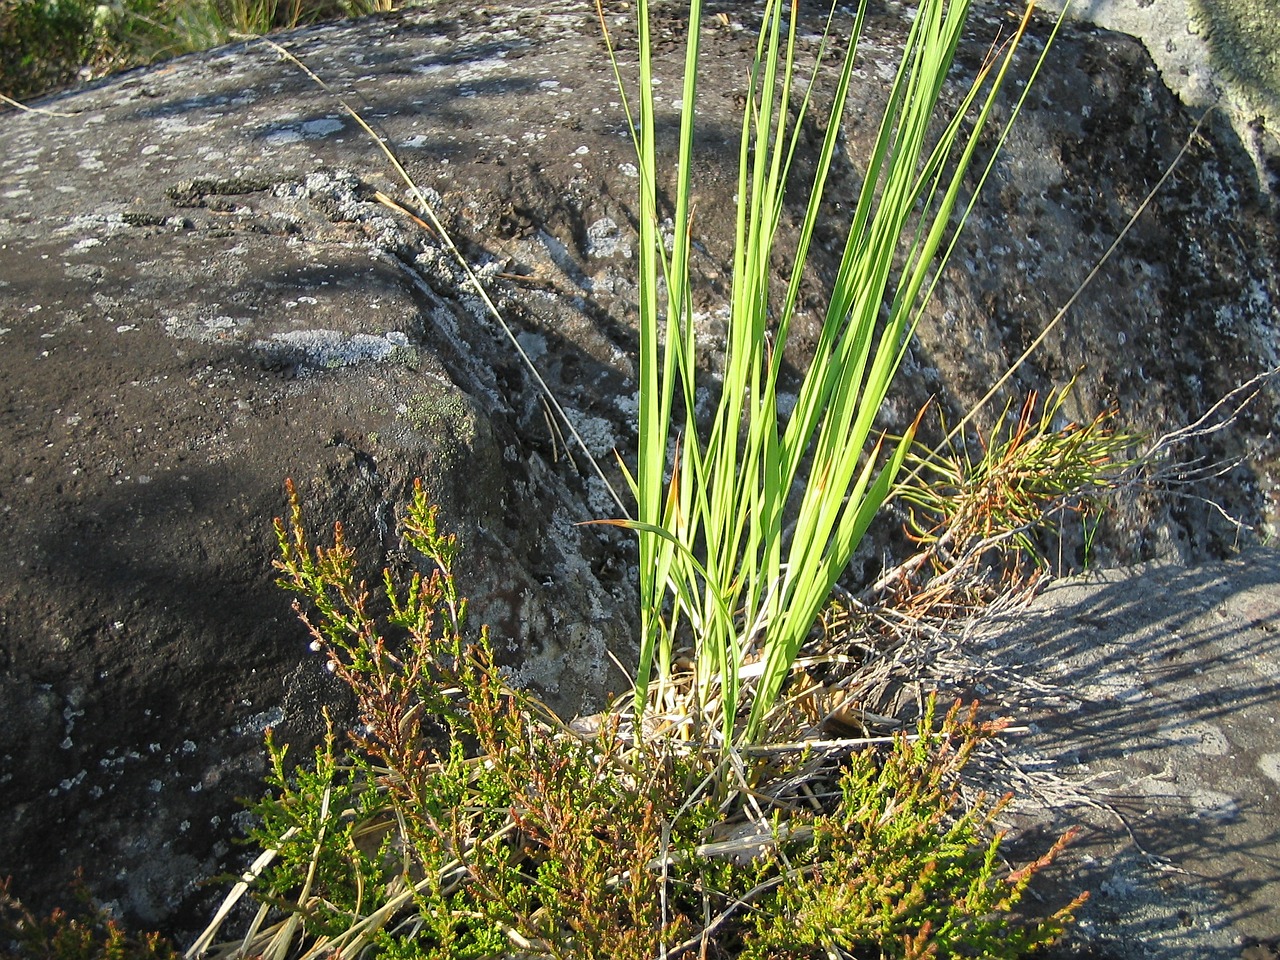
0 0 1277 938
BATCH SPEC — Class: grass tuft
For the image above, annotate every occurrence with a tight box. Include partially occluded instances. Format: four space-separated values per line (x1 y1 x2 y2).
603 0 1065 747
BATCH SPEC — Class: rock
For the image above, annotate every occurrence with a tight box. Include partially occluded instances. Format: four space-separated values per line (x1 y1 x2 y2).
1039 0 1280 196
0 0 1276 938
960 548 1280 959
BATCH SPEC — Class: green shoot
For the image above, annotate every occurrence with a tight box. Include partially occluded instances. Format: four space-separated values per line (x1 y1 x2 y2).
899 382 1142 575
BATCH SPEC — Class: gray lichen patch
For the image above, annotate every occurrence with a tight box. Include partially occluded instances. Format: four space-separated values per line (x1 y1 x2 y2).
261 116 347 144
251 329 412 370
584 216 631 259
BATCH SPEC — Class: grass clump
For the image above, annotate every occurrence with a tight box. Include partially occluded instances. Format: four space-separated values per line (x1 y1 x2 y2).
902 386 1139 568
183 482 1083 960
605 0 1064 748
863 382 1143 617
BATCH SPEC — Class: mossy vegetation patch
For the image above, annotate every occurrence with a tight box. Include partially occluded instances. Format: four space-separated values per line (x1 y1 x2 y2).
1193 0 1280 119
402 389 478 466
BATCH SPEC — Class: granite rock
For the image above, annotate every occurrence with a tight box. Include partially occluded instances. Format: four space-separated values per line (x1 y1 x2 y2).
0 0 1276 936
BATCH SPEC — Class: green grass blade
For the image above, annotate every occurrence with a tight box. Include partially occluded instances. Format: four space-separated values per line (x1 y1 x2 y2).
607 0 1048 746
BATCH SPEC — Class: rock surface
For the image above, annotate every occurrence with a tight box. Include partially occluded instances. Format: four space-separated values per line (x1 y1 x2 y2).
964 548 1280 959
1039 0 1280 195
0 0 1277 941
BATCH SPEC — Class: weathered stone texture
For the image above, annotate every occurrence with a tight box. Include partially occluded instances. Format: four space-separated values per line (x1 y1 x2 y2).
0 0 1276 934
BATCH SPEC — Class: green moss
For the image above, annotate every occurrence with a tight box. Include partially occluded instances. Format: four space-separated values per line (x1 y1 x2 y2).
1193 0 1280 119
403 391 476 461
388 345 420 369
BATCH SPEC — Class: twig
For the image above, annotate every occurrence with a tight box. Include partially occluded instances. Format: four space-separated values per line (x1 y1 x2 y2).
739 726 1029 756
0 92 79 117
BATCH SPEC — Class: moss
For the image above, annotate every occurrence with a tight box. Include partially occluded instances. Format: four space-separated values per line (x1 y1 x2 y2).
402 390 476 464
388 345 420 369
1193 0 1280 119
